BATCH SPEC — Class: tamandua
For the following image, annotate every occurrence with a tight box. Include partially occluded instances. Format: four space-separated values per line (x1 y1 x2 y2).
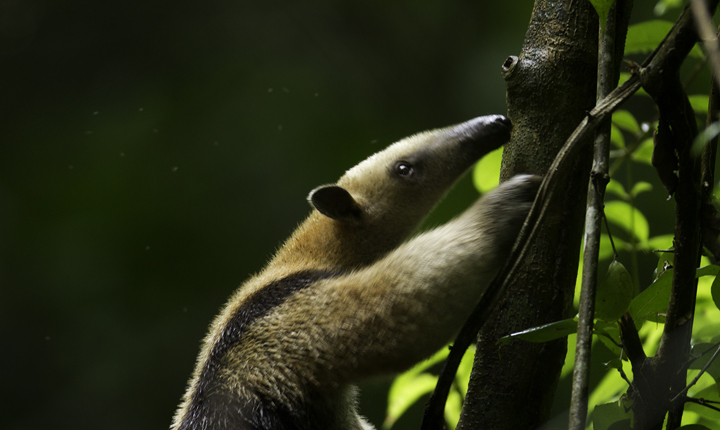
172 115 540 430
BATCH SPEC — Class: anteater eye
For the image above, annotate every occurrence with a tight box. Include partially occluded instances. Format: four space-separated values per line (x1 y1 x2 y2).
394 161 414 177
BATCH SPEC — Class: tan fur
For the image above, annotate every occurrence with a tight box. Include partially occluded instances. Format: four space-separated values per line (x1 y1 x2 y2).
172 116 539 430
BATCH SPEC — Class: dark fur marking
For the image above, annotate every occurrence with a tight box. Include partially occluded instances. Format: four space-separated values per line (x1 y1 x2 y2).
178 270 341 430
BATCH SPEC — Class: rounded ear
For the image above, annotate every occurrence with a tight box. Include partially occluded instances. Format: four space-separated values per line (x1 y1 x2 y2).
308 185 363 222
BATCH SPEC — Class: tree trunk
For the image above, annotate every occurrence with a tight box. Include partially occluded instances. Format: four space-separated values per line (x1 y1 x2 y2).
458 1 598 428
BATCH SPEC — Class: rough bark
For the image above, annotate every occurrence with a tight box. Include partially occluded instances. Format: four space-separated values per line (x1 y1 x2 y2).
458 1 598 428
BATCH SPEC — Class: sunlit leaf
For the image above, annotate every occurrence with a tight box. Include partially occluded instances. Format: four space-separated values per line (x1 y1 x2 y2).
683 385 720 426
696 265 720 278
675 425 713 430
600 234 628 260
473 146 502 194
612 110 641 135
445 389 462 430
383 347 449 429
626 21 704 59
630 181 652 198
645 234 674 252
628 268 673 328
631 138 654 165
603 357 624 371
606 180 628 200
596 261 635 321
689 95 710 116
498 318 578 346
455 344 476 397
383 372 438 429
593 402 633 430
594 320 623 358
611 124 626 148
712 275 720 311
654 252 674 279
692 121 720 157
604 200 650 242
444 345 477 429
689 343 720 386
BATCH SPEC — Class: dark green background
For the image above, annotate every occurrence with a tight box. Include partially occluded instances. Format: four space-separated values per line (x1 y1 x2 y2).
0 1 673 429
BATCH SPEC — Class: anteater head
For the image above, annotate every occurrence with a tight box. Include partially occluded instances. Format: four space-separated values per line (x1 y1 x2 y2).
303 115 512 267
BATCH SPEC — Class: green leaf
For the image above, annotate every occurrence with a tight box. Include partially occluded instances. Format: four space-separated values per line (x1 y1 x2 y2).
712 275 720 311
612 110 641 135
684 385 720 426
645 235 674 252
632 138 654 165
656 252 674 277
594 319 623 357
603 181 651 202
603 357 624 371
689 343 720 386
593 402 633 430
689 95 710 116
497 318 578 346
626 21 704 59
696 264 720 278
654 0 686 16
606 180 628 200
611 124 626 148
444 345 477 428
589 0 616 33
692 121 720 157
455 344 476 397
473 146 502 194
628 268 673 327
676 425 715 430
445 388 462 430
383 372 438 429
604 200 650 242
600 234 628 260
383 348 449 429
596 261 635 321
630 181 652 198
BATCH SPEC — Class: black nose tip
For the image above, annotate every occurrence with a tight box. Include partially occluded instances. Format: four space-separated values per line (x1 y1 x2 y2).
452 115 512 152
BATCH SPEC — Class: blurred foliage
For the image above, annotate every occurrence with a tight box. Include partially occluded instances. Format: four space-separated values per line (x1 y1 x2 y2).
383 4 720 430
0 0 701 429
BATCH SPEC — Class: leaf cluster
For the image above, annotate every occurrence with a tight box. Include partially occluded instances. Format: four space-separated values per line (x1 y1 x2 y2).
383 7 720 430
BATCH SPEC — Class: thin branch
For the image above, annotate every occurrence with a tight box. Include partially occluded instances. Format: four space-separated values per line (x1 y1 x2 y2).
568 2 620 427
701 26 720 261
689 339 720 366
671 343 720 402
617 362 634 388
421 2 716 428
420 68 642 430
635 1 720 427
595 330 623 349
685 397 720 413
619 312 647 369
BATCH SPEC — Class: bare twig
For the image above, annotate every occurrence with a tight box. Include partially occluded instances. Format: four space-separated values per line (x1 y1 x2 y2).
685 397 720 413
671 343 720 402
568 2 621 427
602 211 619 258
421 1 717 428
634 1 719 427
